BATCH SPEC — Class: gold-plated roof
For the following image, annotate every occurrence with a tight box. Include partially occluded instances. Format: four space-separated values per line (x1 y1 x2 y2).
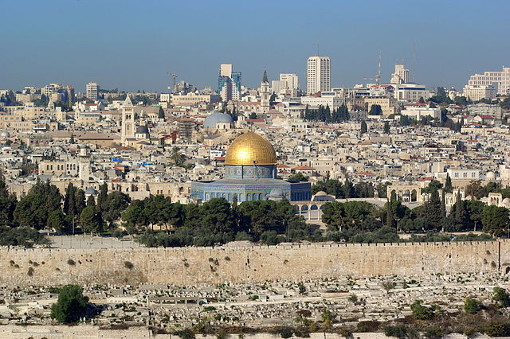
225 132 277 165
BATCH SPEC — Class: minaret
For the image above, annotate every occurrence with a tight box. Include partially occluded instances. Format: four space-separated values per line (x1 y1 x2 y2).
121 95 135 145
260 70 270 112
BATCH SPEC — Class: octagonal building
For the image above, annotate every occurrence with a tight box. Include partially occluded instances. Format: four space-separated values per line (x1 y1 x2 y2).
191 132 311 203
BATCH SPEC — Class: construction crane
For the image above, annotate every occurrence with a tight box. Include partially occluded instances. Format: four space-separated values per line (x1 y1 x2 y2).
363 53 382 86
167 72 178 93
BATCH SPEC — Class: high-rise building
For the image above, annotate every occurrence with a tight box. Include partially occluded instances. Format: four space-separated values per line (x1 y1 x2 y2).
466 67 510 96
218 64 241 101
86 82 99 101
390 64 409 84
307 56 330 95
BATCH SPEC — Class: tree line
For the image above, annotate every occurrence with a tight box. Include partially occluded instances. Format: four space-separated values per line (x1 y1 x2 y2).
319 179 510 243
302 105 350 123
1 173 509 247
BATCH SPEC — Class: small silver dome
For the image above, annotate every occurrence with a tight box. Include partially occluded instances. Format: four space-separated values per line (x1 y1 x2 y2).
204 112 233 129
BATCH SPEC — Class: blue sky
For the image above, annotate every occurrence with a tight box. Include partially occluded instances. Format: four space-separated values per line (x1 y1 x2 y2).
1 0 509 93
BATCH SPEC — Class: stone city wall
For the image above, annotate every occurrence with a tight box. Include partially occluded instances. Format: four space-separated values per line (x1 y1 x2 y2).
1 240 509 287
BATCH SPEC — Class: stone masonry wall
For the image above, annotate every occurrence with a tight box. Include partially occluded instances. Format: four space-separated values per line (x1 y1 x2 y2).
0 240 508 287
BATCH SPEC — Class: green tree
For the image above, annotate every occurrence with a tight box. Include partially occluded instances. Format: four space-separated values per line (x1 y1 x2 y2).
493 287 510 308
360 120 368 134
500 97 510 110
96 183 108 213
0 174 16 226
383 121 390 134
444 174 453 193
482 205 509 236
14 194 50 230
376 182 391 198
422 189 443 231
102 191 131 228
0 226 49 247
343 178 355 198
464 297 482 314
79 206 104 234
465 180 485 199
86 194 96 207
50 285 89 323
47 209 68 233
411 300 435 320
288 172 309 182
369 104 382 115
33 94 49 107
122 199 149 232
158 106 165 119
312 179 343 198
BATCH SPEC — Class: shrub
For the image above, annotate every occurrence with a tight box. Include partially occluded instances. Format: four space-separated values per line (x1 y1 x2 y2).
175 328 195 339
67 259 76 266
382 281 396 291
27 267 34 276
493 287 510 308
298 282 306 294
384 325 419 339
348 294 358 303
271 326 293 338
411 300 435 320
124 261 134 270
484 321 510 337
464 297 482 314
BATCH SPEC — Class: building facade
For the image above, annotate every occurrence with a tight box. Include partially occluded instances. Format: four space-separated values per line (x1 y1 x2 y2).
218 64 241 101
466 67 510 96
390 64 409 84
462 84 497 101
307 56 330 95
86 82 99 101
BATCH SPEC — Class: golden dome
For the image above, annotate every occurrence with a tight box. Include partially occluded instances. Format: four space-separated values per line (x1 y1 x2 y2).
225 132 277 165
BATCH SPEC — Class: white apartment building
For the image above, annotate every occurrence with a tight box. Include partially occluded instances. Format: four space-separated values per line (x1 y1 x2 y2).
86 82 99 101
307 56 330 94
462 84 497 101
466 67 510 96
400 106 440 119
394 83 431 101
272 73 300 96
300 94 344 110
41 83 64 97
447 168 480 181
390 64 409 84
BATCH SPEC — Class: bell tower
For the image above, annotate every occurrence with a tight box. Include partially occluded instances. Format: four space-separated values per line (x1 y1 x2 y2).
121 95 135 145
260 70 270 112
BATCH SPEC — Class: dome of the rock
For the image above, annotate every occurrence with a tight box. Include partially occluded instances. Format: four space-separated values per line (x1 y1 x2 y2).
225 132 276 166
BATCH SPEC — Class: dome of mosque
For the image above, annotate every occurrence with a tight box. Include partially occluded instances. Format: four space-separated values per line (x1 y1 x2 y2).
225 132 277 166
204 112 233 129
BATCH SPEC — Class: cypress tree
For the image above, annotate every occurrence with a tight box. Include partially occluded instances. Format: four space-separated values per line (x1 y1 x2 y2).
444 174 453 193
441 190 446 218
386 198 394 228
361 120 368 134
